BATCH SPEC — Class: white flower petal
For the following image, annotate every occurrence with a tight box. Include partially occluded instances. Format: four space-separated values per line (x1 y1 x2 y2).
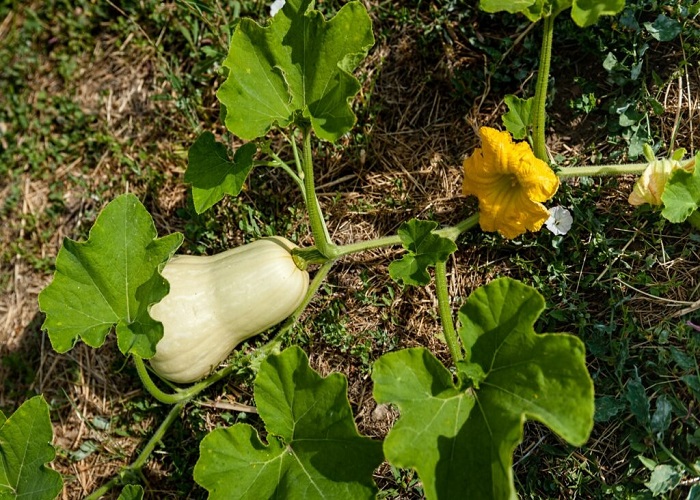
270 0 285 16
545 206 573 235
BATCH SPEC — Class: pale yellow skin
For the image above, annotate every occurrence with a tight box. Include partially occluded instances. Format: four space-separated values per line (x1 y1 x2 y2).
149 237 309 383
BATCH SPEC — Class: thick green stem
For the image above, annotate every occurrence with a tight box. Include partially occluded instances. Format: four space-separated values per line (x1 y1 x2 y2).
330 234 402 257
437 213 480 242
324 214 480 259
435 260 463 365
133 355 240 405
557 163 649 178
85 402 185 499
134 357 186 404
301 129 338 258
532 14 555 162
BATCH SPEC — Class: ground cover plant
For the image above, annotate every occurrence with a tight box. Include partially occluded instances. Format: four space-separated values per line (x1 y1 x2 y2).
1 0 699 498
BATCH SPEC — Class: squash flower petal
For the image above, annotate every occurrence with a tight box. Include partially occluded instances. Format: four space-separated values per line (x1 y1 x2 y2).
462 127 559 239
628 157 695 206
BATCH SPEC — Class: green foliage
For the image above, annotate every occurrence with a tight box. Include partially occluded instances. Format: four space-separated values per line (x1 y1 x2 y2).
644 13 682 41
118 484 144 500
479 0 625 26
194 347 383 499
502 95 534 140
217 0 374 141
570 0 626 27
38 194 183 357
0 396 63 499
185 132 257 214
388 220 457 286
661 153 700 223
373 278 594 499
596 1 699 159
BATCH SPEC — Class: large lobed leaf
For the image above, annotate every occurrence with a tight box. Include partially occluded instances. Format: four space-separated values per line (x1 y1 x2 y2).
38 194 183 358
0 396 63 499
373 277 594 499
570 0 625 27
185 132 257 214
479 0 624 27
217 0 374 142
194 346 383 499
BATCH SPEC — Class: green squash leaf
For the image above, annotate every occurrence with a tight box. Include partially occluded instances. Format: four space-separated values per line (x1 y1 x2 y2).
480 0 623 25
217 0 374 142
38 194 183 358
502 95 533 140
479 0 539 16
0 396 63 499
373 348 476 498
373 277 594 499
185 132 257 214
661 154 700 223
117 485 144 500
194 346 383 499
571 0 626 27
480 0 568 21
388 220 457 286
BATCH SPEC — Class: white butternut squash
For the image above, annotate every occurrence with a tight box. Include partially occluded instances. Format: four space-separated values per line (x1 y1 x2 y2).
149 236 309 383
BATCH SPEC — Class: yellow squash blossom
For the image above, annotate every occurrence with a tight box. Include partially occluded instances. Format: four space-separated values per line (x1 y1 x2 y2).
628 157 695 207
462 127 560 239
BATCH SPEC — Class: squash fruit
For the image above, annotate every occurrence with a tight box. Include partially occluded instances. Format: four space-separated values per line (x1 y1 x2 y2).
149 237 309 383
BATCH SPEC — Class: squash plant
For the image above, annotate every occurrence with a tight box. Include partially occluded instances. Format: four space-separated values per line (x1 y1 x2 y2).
19 0 698 498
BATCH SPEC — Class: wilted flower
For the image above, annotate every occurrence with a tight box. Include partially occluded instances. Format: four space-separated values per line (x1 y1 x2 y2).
462 127 560 239
628 157 695 207
545 206 573 235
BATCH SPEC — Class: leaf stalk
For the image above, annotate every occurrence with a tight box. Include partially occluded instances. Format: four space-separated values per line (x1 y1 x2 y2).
301 129 339 259
557 163 649 178
435 260 464 364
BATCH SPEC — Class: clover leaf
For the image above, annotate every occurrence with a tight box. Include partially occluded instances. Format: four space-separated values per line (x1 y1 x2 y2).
185 132 257 214
373 277 594 499
0 396 63 499
194 346 383 499
217 0 374 142
388 219 457 286
38 194 183 358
